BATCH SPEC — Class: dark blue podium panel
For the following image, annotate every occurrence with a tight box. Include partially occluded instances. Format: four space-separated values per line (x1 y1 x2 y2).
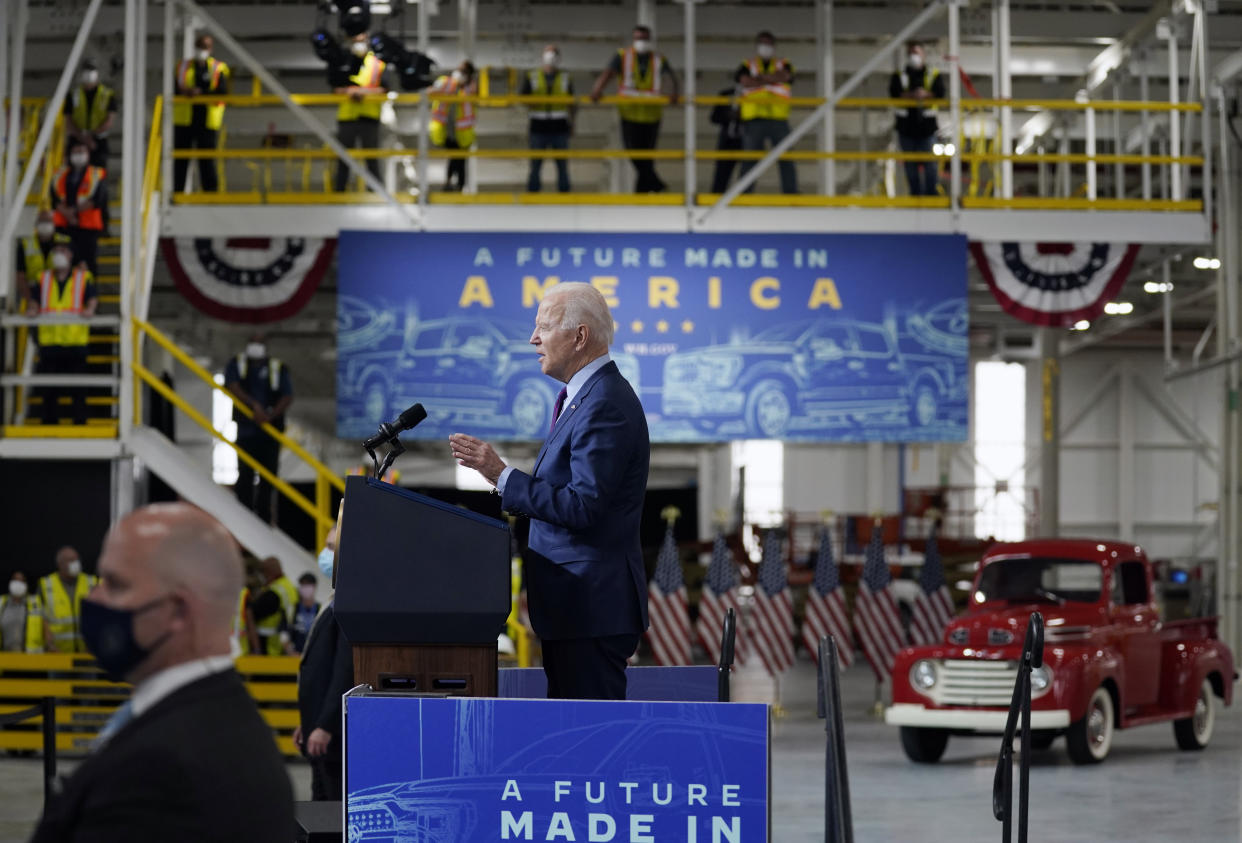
498 666 720 702
345 694 770 842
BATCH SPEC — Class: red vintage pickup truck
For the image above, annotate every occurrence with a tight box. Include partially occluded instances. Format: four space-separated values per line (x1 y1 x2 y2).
885 538 1236 764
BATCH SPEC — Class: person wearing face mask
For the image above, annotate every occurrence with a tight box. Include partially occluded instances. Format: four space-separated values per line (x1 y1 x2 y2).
590 25 680 193
736 31 798 195
332 32 389 192
287 573 321 653
63 59 117 171
294 525 352 800
29 504 294 842
520 45 575 193
172 34 231 193
889 41 946 196
49 138 107 275
224 333 294 523
15 210 74 302
38 547 98 653
0 573 45 653
26 242 98 427
428 61 479 192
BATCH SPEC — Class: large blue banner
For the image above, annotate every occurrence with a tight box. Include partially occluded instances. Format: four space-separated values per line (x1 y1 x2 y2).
345 695 770 842
337 232 967 442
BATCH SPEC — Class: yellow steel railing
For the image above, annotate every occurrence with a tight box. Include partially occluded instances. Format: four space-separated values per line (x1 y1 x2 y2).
163 91 1205 211
132 317 345 549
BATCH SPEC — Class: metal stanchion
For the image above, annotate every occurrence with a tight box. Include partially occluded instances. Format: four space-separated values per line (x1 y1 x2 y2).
993 612 1044 843
717 607 736 702
41 696 57 804
817 635 853 843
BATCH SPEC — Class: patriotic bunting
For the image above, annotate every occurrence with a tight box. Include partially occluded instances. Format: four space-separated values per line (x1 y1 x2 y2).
853 525 907 681
646 524 693 665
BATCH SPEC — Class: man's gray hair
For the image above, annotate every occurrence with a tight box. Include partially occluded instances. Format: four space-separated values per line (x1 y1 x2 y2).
546 282 614 349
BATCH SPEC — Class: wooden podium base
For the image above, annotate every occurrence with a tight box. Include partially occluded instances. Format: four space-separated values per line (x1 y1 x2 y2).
353 643 498 697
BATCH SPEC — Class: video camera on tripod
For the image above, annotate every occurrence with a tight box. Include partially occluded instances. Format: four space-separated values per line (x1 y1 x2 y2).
310 0 435 92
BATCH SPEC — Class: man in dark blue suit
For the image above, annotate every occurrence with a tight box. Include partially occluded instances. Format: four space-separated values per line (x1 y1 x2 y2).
451 282 650 700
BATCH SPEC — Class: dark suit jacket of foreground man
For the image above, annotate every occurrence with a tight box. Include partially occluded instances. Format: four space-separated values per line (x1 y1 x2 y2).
31 669 294 842
502 360 650 694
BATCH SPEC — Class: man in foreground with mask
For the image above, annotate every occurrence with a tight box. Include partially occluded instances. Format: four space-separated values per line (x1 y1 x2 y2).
521 44 575 193
224 333 293 523
29 503 294 842
590 25 680 193
25 242 97 427
294 525 353 800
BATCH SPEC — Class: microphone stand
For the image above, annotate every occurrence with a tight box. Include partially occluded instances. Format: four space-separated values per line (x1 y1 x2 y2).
364 428 405 482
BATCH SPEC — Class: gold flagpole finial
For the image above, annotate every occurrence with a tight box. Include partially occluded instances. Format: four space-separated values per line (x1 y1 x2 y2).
660 505 681 526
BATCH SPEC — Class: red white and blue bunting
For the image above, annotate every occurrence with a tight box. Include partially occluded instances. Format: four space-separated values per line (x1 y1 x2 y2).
970 241 1140 327
161 237 336 324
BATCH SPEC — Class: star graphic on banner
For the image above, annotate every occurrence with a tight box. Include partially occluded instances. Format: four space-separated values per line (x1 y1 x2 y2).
631 320 644 333
656 320 670 333
681 320 695 333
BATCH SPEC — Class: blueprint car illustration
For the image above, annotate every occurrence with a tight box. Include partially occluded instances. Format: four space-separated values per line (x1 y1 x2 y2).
661 311 966 438
347 717 765 843
338 308 640 439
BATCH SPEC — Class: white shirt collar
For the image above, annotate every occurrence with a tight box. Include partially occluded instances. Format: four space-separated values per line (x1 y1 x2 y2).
564 353 611 406
130 655 234 717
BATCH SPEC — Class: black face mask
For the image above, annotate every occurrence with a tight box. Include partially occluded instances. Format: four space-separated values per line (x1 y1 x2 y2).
80 596 174 682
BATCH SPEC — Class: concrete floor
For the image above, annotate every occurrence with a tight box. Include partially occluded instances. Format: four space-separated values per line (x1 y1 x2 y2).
0 659 1236 841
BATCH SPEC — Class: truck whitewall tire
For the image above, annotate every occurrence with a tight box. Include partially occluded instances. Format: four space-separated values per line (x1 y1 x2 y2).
1173 679 1216 751
1067 686 1114 765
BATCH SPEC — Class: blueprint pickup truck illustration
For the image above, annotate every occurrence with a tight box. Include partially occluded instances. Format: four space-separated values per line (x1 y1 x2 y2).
337 305 640 439
660 312 965 438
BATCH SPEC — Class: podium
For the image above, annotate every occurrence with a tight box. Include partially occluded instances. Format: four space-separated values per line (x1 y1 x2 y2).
333 476 510 697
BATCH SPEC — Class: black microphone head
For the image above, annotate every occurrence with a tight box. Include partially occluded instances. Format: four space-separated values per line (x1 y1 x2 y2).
397 402 427 430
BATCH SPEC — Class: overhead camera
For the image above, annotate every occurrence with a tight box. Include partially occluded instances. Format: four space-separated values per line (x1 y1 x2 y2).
369 32 435 91
310 0 434 91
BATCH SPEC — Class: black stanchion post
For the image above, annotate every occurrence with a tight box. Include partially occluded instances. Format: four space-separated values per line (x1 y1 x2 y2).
992 612 1043 843
817 635 853 843
41 696 56 806
717 607 736 702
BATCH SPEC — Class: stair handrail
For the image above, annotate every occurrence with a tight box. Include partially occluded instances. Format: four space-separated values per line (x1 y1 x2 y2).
132 316 344 546
992 611 1044 843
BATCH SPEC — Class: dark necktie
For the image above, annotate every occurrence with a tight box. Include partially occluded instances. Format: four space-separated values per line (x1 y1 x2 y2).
551 386 568 430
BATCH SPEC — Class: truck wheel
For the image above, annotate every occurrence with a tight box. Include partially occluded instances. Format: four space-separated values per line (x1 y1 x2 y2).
899 726 949 763
1173 679 1216 751
908 382 939 427
511 379 552 438
362 377 390 426
745 379 793 437
1066 686 1114 764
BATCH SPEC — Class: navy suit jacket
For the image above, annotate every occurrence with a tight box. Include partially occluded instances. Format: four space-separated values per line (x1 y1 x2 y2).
502 360 650 640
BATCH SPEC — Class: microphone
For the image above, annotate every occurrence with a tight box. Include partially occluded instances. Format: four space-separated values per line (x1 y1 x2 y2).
362 403 427 451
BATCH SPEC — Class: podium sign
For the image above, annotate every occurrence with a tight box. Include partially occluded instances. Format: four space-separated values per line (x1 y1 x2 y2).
345 694 770 842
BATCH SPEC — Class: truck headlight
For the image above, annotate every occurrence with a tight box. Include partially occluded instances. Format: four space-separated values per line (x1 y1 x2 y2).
1030 665 1053 697
910 659 938 692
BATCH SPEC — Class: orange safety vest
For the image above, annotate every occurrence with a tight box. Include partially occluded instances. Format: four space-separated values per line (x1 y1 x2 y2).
173 57 229 129
617 47 664 124
430 75 477 131
51 166 105 230
739 57 792 121
338 53 387 121
38 267 92 347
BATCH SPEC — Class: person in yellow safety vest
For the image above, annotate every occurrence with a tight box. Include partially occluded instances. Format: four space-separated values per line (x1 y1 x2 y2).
0 573 45 653
173 34 231 193
233 585 257 656
333 30 389 192
63 59 117 170
520 45 576 193
39 547 98 653
250 557 299 656
429 61 478 193
15 210 75 302
49 138 107 275
590 25 680 193
25 242 98 426
735 31 799 195
888 41 946 197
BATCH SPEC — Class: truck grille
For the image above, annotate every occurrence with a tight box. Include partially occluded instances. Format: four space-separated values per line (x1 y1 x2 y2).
932 659 1017 707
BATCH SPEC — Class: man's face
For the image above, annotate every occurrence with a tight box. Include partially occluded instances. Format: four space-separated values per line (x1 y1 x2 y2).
530 298 580 383
56 550 79 577
198 37 213 56
92 531 178 681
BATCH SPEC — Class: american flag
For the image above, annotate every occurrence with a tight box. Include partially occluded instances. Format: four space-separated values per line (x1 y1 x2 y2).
751 528 796 676
646 525 693 665
801 527 854 667
852 524 906 680
696 531 744 665
910 529 956 645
